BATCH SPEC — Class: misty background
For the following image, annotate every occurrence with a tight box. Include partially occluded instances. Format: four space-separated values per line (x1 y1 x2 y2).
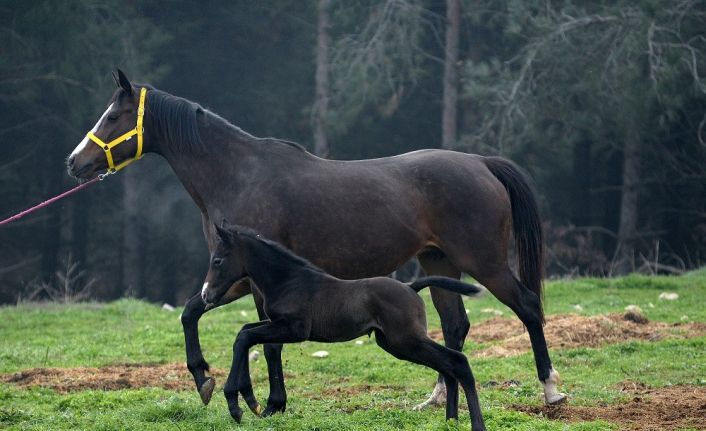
1 0 705 305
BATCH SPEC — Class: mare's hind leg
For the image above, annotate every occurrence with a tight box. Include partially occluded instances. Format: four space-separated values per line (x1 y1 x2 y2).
376 331 486 431
413 250 469 411
181 279 252 405
475 267 565 404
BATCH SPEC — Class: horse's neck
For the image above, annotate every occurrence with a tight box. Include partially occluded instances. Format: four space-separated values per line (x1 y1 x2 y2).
157 121 257 214
245 244 311 296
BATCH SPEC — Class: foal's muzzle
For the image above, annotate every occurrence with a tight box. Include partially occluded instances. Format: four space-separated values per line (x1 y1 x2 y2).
201 282 221 307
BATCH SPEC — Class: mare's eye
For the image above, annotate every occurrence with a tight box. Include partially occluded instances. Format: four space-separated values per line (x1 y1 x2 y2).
107 113 120 121
213 257 224 267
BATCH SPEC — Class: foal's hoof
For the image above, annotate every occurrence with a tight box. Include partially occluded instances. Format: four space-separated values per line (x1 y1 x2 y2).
198 377 216 405
261 403 286 417
230 406 244 423
545 392 567 405
248 403 263 416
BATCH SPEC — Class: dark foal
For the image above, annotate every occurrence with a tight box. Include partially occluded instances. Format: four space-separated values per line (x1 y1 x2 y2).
202 223 486 431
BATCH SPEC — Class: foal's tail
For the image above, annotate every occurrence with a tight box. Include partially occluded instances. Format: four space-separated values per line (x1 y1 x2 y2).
408 276 483 296
484 156 545 322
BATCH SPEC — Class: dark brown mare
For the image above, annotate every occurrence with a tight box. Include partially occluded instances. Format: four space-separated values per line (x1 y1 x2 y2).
67 70 565 416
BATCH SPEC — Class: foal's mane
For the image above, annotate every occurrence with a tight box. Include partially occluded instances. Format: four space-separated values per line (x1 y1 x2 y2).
232 226 325 275
140 84 308 154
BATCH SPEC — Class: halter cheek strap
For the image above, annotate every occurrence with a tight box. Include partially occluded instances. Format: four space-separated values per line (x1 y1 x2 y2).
86 87 147 174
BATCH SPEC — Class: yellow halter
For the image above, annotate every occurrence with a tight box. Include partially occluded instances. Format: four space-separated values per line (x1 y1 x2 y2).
86 87 147 174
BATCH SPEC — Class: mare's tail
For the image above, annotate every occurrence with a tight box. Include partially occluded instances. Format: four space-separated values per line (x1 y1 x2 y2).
483 156 545 322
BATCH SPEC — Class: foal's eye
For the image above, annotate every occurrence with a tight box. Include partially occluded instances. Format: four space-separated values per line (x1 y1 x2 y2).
213 257 224 267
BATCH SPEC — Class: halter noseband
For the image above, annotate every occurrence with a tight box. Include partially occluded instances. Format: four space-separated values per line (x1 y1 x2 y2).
86 87 147 175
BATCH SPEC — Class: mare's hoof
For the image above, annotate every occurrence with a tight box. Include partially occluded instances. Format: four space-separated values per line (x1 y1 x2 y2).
198 377 216 405
230 406 244 423
413 381 446 411
545 392 567 405
261 403 286 417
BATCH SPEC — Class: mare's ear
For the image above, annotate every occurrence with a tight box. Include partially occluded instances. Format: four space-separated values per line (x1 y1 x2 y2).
214 222 231 245
111 70 120 88
116 68 133 96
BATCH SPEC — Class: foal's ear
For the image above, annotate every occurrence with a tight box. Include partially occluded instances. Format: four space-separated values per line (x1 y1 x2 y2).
116 68 133 96
214 222 231 244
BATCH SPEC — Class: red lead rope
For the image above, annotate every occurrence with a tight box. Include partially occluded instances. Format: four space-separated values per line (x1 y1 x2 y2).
0 176 102 226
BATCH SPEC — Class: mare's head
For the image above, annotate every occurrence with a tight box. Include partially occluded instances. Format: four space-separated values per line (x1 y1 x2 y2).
202 222 250 305
67 69 148 180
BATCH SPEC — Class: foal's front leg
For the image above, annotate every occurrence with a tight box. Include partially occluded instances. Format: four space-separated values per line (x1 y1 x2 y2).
223 321 270 421
224 321 307 423
252 288 288 416
181 280 252 405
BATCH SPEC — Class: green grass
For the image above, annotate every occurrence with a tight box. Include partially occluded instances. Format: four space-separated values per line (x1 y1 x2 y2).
1 271 704 430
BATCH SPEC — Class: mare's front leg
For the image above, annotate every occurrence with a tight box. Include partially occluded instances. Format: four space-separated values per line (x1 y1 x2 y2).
224 320 307 423
251 287 288 416
181 279 252 405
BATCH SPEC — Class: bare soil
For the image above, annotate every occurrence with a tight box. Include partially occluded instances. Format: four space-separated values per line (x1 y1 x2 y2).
428 312 706 357
514 383 706 430
0 363 224 393
2 362 705 429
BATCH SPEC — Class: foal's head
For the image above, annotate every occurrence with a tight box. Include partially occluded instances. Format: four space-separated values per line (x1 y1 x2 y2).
202 222 324 305
67 69 148 180
201 223 250 305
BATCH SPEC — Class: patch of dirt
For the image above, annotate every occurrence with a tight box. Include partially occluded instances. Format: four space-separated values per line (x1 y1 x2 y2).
310 383 406 399
0 363 227 393
428 313 706 357
513 384 706 430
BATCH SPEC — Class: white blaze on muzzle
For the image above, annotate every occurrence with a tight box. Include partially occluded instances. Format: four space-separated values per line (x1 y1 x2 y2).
201 282 209 303
71 103 114 157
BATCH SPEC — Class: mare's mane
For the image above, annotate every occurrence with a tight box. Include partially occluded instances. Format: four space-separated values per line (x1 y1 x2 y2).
138 85 308 154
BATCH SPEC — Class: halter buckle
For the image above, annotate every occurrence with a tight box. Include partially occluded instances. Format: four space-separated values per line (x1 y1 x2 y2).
98 171 112 181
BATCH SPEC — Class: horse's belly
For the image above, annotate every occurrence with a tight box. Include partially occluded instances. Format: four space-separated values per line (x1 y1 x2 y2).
289 212 427 279
308 304 373 341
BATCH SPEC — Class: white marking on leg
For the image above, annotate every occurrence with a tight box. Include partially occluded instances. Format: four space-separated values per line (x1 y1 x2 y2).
201 282 209 304
70 103 114 156
542 367 567 404
412 381 447 411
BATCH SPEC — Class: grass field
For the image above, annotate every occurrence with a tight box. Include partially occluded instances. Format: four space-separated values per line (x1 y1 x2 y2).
1 270 705 430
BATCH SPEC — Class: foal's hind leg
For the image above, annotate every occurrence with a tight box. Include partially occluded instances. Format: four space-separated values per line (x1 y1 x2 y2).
181 279 251 405
475 268 565 404
414 252 469 411
376 331 486 431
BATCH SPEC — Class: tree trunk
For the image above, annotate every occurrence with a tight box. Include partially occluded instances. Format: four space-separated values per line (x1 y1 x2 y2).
39 136 63 285
122 169 145 297
572 133 592 226
441 0 461 150
70 192 90 273
313 0 331 158
615 121 640 275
